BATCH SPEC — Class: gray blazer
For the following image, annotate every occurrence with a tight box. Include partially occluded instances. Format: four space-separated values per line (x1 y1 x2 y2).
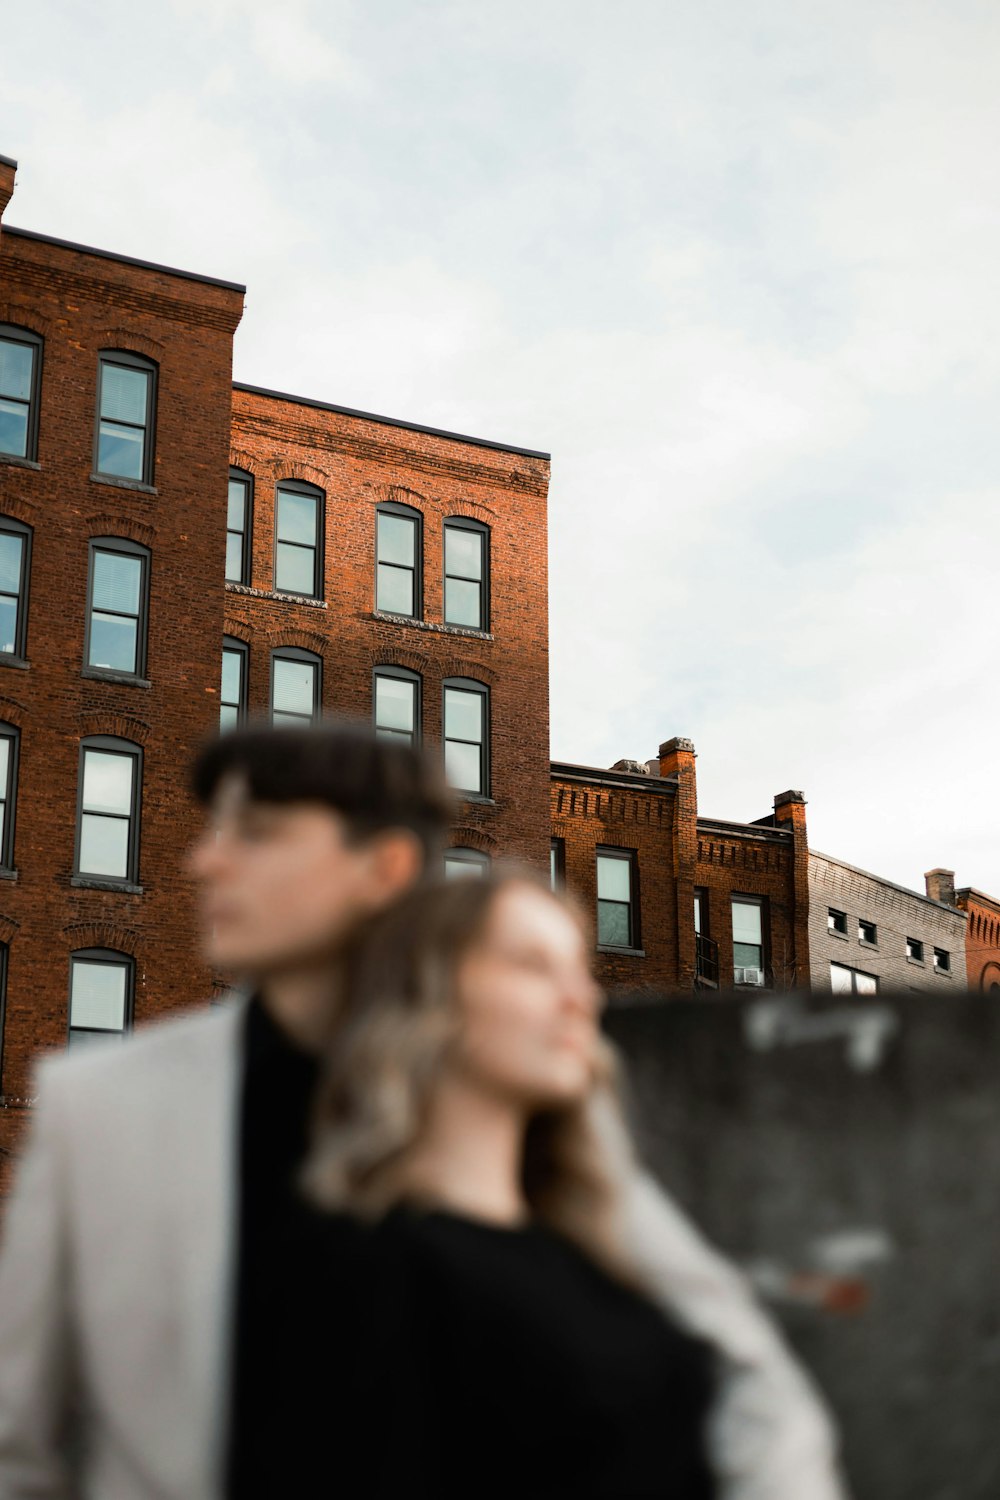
0 999 848 1500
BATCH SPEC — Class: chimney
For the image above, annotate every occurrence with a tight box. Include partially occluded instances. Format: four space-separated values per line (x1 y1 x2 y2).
925 868 956 906
658 736 695 782
644 758 660 777
0 154 16 228
610 759 650 776
773 789 806 831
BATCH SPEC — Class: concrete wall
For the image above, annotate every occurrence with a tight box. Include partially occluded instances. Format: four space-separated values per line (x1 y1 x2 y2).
605 989 1000 1500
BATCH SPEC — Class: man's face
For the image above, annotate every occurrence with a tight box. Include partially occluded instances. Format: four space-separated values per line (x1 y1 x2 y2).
187 773 411 978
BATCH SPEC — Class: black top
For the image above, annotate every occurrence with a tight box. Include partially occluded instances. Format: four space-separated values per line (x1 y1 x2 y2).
227 999 717 1500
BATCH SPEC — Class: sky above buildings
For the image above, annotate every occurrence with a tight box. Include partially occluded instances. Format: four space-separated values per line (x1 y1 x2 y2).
3 0 999 894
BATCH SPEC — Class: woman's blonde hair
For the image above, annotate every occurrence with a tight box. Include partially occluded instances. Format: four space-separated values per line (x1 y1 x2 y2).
302 865 642 1286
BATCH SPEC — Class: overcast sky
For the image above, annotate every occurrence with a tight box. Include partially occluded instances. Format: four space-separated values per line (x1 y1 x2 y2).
3 0 998 895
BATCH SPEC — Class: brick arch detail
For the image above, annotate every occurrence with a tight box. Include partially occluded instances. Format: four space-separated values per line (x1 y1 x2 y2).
228 449 260 476
449 827 499 855
84 514 158 548
0 696 28 728
0 304 55 338
277 463 330 491
62 920 139 957
267 628 328 655
223 620 255 645
980 960 1000 992
78 713 151 746
439 657 496 685
0 494 39 528
444 498 498 522
0 914 20 946
369 483 427 509
370 647 429 675
95 328 164 362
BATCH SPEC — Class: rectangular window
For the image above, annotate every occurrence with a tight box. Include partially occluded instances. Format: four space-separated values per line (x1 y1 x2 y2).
77 744 140 882
96 357 154 483
828 908 848 935
374 670 418 746
858 919 878 945
0 522 30 658
831 961 878 995
444 520 488 629
69 954 132 1046
376 509 419 617
550 838 565 891
933 947 951 973
227 472 253 584
271 652 320 727
0 331 41 461
443 681 488 795
221 641 248 730
732 897 765 982
597 850 635 948
0 728 18 869
0 945 7 1091
275 485 322 597
444 848 490 879
86 543 148 676
906 937 924 962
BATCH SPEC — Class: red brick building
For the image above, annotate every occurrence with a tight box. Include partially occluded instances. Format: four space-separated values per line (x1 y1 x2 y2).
551 736 810 997
925 870 1000 994
0 153 550 1185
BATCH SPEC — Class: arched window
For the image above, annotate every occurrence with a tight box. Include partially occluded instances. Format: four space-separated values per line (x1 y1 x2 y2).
0 721 20 871
221 637 249 730
274 481 324 598
444 847 490 879
442 677 489 796
373 665 421 747
443 517 489 630
0 325 43 462
68 948 134 1048
95 351 157 484
0 516 32 659
227 468 254 585
75 736 143 886
376 502 422 618
84 537 151 679
270 648 321 727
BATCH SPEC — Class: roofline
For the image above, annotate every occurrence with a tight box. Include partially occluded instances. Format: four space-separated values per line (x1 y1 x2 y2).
697 816 792 842
1 225 246 293
550 760 679 794
233 381 551 461
810 848 969 919
0 154 16 171
955 886 1000 913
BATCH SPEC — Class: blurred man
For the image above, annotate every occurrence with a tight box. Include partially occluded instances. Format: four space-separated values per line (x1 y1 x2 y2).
0 722 847 1500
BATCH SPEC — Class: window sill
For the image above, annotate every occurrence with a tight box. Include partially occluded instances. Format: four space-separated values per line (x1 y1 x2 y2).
371 611 494 642
932 966 953 979
0 868 18 882
71 876 144 895
858 938 879 951
0 654 29 671
827 928 849 941
457 793 496 808
225 581 327 609
597 944 646 958
0 453 40 472
89 473 158 496
82 667 151 689
906 954 926 967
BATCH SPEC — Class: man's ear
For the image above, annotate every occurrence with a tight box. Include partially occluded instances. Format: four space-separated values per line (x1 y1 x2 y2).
367 828 423 902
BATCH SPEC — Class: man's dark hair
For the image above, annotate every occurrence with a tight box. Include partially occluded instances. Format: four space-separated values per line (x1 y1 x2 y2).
191 718 454 865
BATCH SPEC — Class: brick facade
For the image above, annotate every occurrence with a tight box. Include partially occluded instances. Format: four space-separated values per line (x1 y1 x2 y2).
924 871 1000 994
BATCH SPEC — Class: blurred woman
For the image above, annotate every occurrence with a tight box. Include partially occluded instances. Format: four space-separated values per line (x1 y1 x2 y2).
270 868 718 1498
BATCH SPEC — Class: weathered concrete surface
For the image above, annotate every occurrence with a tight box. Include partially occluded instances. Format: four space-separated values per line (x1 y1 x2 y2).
605 989 1000 1500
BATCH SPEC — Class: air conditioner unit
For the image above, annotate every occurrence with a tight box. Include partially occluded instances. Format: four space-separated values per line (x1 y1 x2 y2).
735 967 765 987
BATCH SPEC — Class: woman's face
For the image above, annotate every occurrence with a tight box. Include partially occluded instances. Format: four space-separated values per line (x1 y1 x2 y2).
451 882 603 1109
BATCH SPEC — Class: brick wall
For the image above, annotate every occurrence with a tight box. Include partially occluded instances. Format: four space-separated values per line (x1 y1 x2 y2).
953 886 1000 993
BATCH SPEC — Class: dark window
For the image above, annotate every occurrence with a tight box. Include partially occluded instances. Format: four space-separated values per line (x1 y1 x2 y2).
694 888 710 935
444 518 489 630
444 847 490 879
0 517 31 658
828 908 848 935
95 352 156 484
85 538 150 677
933 947 951 973
221 638 249 730
68 948 134 1047
373 666 420 746
830 961 878 995
274 482 323 598
75 737 142 883
597 849 636 948
906 936 924 962
858 918 878 945
227 469 253 584
0 944 8 1091
271 648 321 727
550 837 565 891
732 897 766 983
0 722 19 870
376 504 421 618
443 678 489 795
0 326 42 461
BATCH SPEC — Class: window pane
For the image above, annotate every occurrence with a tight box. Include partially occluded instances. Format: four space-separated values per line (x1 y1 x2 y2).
220 703 239 731
0 532 23 595
445 577 481 628
375 675 415 734
275 541 316 595
79 814 130 878
0 597 17 655
92 551 141 615
70 960 127 1031
222 649 243 705
100 364 148 425
98 421 144 480
732 901 763 944
445 738 482 793
0 341 33 401
376 562 414 615
0 399 28 458
830 963 854 993
227 480 247 531
444 687 483 743
89 613 138 673
598 901 630 947
226 532 245 582
694 893 702 933
277 491 318 546
445 527 483 580
734 942 762 968
0 737 10 792
377 513 416 567
597 855 631 902
444 853 486 880
83 750 133 816
273 658 315 717
855 972 878 995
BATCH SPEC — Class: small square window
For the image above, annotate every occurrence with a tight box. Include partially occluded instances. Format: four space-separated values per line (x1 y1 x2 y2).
828 908 847 935
906 937 924 962
933 947 950 973
858 919 877 945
